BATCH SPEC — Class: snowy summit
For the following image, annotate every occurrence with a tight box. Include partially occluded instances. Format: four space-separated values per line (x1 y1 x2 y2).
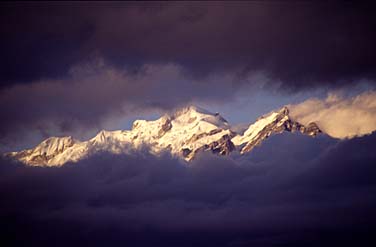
6 106 321 166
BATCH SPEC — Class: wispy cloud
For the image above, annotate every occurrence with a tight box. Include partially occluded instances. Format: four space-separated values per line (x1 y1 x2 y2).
0 60 253 149
289 90 376 138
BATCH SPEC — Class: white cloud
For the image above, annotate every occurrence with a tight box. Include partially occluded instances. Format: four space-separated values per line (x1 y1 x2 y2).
289 91 376 139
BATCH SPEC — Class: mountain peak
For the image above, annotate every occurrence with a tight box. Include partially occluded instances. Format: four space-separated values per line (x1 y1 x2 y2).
232 106 321 153
6 105 323 166
173 105 215 118
278 106 289 115
6 136 77 166
171 105 229 128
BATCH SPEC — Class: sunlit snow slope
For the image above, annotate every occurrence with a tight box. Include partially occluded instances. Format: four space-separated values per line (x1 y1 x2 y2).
6 106 321 166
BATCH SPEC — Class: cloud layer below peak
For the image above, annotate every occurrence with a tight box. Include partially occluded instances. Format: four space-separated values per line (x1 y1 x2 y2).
1 132 376 246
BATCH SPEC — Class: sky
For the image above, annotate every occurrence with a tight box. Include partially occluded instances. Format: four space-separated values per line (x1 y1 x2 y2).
1 2 376 246
1 2 376 151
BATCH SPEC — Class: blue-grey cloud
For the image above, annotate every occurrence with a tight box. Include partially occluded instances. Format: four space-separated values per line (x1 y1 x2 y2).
1 132 375 246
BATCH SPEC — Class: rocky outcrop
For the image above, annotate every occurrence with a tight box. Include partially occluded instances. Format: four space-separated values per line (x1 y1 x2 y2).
158 118 172 137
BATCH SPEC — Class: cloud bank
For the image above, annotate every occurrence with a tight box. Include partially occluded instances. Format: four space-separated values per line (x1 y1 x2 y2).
289 91 376 138
0 61 253 150
1 2 376 89
1 133 375 246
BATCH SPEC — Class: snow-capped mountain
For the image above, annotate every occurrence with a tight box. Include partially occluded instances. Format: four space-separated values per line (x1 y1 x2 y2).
6 106 322 166
232 107 321 154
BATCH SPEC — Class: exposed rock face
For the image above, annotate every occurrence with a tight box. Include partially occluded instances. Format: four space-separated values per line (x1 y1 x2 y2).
6 105 323 166
187 128 223 143
158 118 172 137
181 148 192 158
302 122 321 136
187 133 236 160
208 134 236 155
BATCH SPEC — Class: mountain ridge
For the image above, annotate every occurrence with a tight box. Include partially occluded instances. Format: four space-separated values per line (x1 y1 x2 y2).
6 105 322 166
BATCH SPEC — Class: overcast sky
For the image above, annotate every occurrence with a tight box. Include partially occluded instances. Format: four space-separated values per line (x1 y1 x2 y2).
1 2 376 151
1 2 376 246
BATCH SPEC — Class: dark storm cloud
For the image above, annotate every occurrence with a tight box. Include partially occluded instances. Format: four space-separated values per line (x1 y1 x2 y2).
2 1 376 148
1 132 376 246
0 61 245 149
1 2 376 89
